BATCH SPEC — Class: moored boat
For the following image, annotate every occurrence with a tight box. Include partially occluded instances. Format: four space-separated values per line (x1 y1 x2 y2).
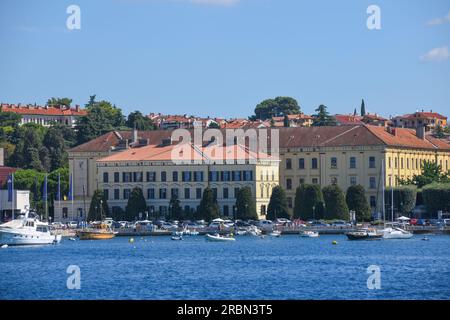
0 210 62 246
76 222 116 240
300 230 319 238
346 229 383 241
269 230 281 237
205 233 236 242
382 226 413 239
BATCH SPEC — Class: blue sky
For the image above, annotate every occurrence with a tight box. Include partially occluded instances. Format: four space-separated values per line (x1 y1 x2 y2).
0 0 449 119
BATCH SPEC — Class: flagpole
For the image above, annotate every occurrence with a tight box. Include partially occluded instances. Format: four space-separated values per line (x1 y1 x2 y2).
12 173 15 220
58 173 61 223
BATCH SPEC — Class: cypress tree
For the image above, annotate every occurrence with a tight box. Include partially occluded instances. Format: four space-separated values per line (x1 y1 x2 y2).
235 187 258 220
322 185 349 220
346 185 371 222
197 187 220 221
267 186 290 220
360 99 366 117
125 187 147 221
88 189 110 221
294 184 324 220
168 194 183 221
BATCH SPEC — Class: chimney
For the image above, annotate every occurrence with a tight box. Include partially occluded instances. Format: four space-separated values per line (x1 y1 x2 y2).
133 125 138 144
416 125 426 140
0 148 4 166
75 104 80 112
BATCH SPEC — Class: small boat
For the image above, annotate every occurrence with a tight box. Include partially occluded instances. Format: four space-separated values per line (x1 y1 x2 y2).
422 237 430 241
382 227 413 239
269 230 281 237
77 222 116 240
171 235 183 241
300 230 319 238
205 233 236 242
346 229 383 241
0 210 62 246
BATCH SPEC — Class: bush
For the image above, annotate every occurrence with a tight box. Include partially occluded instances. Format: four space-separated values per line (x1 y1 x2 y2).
322 185 349 220
422 183 450 217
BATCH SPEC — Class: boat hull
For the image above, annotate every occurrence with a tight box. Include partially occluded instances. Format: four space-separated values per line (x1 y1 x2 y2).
0 229 62 246
77 230 115 240
346 233 383 241
205 234 235 242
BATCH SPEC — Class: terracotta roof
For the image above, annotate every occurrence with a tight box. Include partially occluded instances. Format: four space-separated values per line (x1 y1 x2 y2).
71 125 450 154
0 104 87 116
97 143 275 163
397 112 447 120
334 114 364 125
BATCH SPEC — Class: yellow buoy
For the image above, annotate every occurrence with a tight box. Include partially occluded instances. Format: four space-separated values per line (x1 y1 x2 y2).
332 240 338 245
129 238 135 243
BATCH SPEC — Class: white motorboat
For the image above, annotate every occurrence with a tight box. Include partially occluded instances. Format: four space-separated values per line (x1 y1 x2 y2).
300 230 319 238
0 210 62 246
268 230 281 237
205 233 236 242
382 227 413 239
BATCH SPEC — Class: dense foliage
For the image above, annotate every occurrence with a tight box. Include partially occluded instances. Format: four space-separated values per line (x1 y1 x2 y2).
253 97 300 121
267 186 290 220
422 183 450 216
197 187 220 221
293 184 324 220
346 185 371 222
125 187 147 221
235 186 258 220
322 185 349 220
312 104 336 126
384 186 417 216
88 189 110 221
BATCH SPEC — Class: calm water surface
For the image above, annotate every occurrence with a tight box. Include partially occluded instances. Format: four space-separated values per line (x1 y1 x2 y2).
1 234 449 300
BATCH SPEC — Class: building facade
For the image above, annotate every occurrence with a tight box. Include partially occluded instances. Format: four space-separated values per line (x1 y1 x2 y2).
0 103 87 127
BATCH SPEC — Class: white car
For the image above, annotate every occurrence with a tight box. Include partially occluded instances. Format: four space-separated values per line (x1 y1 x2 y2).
67 221 78 228
257 220 274 231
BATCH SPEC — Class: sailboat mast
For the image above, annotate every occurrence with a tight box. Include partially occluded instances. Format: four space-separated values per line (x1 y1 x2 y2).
381 159 385 224
391 185 394 222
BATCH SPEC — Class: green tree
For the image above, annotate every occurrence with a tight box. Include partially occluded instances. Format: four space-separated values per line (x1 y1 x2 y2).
235 187 258 220
46 97 73 107
197 187 220 221
360 99 366 117
433 124 445 138
254 97 300 120
422 183 450 217
322 185 349 220
385 186 417 216
75 95 125 144
88 189 110 221
44 126 68 171
398 160 449 188
312 104 337 126
293 184 324 220
267 186 290 220
346 185 371 222
168 194 184 221
126 111 155 130
125 187 147 221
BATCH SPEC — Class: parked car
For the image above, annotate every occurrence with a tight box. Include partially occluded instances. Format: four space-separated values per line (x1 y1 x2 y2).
257 220 274 231
51 222 65 229
331 220 352 227
67 221 78 229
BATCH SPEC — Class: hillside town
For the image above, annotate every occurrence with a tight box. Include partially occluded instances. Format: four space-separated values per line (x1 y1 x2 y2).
1 97 449 228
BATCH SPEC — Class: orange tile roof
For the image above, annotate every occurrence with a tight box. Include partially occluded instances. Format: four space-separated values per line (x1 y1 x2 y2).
0 103 87 116
97 142 276 163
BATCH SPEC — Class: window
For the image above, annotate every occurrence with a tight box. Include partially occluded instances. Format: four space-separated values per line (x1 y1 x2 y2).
331 177 338 185
103 189 109 200
161 171 167 182
184 188 190 199
395 158 398 168
370 196 376 207
147 171 156 182
114 172 120 183
212 188 218 200
63 207 68 219
369 157 376 169
299 158 305 169
388 157 391 168
232 171 242 181
299 178 305 185
223 188 229 199
350 176 357 186
286 158 292 170
331 157 337 169
349 157 356 169
222 171 231 181
312 178 318 184
159 188 167 199
287 197 293 209
172 171 178 182
369 177 376 189
234 188 240 198
312 158 318 169
147 188 155 199
183 171 192 182
114 189 120 200
196 188 202 199
103 172 109 183
401 158 404 169
194 171 203 182
243 170 253 181
123 189 131 200
123 172 132 183
171 188 179 198
134 172 143 182
286 178 292 190
209 171 219 182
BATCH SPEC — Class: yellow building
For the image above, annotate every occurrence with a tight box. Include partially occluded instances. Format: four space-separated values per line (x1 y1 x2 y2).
278 125 450 215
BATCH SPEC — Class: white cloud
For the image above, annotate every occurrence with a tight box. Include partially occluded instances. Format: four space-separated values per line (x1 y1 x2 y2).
427 11 450 26
420 46 450 62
